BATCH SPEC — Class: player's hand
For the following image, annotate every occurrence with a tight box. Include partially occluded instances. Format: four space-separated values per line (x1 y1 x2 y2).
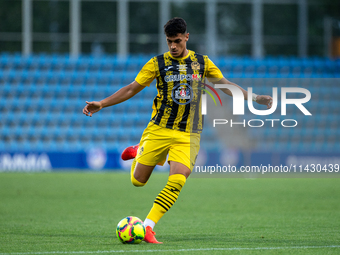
256 95 273 109
83 101 102 117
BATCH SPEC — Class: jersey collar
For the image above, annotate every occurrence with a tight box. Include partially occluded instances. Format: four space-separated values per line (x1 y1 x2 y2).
167 50 194 61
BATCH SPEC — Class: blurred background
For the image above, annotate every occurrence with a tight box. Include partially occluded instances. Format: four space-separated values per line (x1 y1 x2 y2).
0 0 339 171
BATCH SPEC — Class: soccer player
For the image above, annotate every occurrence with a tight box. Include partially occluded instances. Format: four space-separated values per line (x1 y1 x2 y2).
83 17 272 244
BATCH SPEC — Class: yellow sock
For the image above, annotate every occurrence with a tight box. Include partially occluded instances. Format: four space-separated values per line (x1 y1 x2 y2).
146 174 186 224
130 158 146 187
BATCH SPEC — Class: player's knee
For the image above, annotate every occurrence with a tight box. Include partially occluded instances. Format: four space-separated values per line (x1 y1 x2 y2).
131 175 146 187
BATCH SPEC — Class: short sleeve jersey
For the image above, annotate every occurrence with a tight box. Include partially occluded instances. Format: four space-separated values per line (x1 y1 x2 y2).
135 50 223 133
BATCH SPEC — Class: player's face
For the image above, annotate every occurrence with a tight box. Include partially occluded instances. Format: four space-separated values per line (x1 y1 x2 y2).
166 33 189 58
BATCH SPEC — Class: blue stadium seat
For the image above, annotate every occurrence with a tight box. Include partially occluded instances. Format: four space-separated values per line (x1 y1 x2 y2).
1 53 339 152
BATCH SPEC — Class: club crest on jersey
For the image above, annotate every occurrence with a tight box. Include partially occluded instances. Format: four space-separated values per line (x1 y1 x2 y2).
171 83 193 105
138 146 144 156
191 61 200 71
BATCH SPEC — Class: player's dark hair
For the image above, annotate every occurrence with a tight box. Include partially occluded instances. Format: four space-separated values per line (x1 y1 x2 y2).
164 17 187 37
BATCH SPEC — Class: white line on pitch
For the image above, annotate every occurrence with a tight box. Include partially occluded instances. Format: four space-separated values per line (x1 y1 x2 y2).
1 245 340 255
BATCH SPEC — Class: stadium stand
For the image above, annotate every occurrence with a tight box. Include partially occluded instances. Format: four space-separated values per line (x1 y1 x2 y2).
0 53 339 152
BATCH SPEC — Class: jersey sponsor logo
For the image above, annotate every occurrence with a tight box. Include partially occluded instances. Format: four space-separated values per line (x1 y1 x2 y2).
171 83 193 105
177 64 187 72
164 66 173 71
192 74 202 81
165 74 202 83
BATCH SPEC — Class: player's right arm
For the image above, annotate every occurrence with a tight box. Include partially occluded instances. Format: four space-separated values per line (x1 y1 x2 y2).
83 81 145 117
83 58 156 117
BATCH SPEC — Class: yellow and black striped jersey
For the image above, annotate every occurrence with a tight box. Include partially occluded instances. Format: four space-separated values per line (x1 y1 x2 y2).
135 50 223 133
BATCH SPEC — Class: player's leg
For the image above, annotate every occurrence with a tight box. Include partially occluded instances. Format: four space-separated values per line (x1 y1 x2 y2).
143 162 190 244
121 143 139 161
121 144 151 186
144 161 189 223
122 122 170 187
168 161 191 178
143 130 200 243
143 162 190 228
130 159 155 186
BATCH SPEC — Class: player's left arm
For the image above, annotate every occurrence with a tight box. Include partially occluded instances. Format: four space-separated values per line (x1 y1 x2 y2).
205 58 272 108
216 77 273 109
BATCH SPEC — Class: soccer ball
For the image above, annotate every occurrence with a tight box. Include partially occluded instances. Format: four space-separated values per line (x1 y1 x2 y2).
116 216 145 244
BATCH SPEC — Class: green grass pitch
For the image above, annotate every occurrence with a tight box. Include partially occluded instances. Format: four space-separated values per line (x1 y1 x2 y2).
0 172 340 254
